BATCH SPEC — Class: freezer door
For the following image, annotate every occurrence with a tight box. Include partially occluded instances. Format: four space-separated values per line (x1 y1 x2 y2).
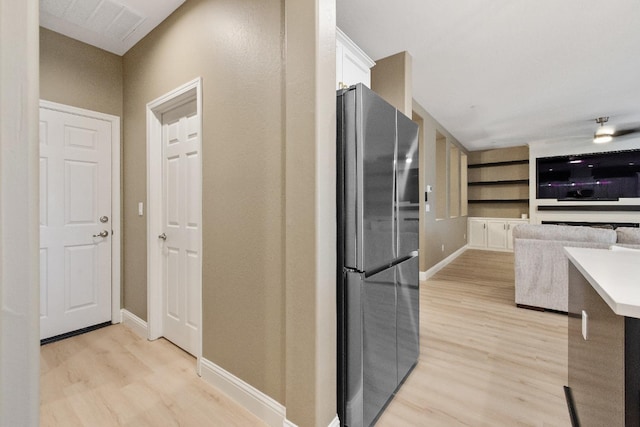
396 256 420 383
342 270 364 427
362 266 398 426
342 84 398 272
343 267 398 427
396 111 420 257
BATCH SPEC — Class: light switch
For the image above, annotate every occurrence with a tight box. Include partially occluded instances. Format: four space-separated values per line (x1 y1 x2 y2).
582 310 588 340
138 202 144 216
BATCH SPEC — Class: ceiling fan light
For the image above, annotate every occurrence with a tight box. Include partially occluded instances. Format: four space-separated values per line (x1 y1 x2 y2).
593 133 613 144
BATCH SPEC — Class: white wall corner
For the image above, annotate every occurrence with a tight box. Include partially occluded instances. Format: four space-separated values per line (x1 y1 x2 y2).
423 245 468 280
200 357 286 427
120 309 148 339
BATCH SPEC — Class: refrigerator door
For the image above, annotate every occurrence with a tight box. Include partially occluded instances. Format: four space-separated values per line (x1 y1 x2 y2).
396 255 420 383
362 266 398 426
341 84 398 272
344 267 398 427
395 111 420 257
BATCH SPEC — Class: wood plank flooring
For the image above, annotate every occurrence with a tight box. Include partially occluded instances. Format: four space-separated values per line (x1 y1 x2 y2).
377 249 570 426
40 326 266 426
41 249 569 426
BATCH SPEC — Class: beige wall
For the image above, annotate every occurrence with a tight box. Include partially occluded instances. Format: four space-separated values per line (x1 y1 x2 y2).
40 28 123 118
371 51 412 117
414 101 468 272
39 0 337 423
284 1 337 423
122 0 336 424
123 0 285 401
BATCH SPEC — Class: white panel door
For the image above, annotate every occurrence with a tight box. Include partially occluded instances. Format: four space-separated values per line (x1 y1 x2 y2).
39 107 112 340
160 99 201 356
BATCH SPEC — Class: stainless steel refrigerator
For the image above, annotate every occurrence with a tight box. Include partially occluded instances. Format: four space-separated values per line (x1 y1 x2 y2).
337 83 420 426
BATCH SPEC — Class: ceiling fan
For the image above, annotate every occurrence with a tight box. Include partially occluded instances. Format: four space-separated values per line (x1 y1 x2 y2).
593 116 640 144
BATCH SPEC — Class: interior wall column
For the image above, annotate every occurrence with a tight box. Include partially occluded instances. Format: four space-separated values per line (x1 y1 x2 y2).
0 0 40 425
284 0 337 425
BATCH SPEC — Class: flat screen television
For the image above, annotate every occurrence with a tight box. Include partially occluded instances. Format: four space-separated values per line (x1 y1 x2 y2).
537 149 640 200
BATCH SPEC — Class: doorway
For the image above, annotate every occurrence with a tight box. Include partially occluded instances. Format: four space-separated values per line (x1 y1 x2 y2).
147 78 203 366
39 100 121 341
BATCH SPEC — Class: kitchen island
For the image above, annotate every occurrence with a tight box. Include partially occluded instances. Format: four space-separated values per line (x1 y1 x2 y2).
565 247 640 427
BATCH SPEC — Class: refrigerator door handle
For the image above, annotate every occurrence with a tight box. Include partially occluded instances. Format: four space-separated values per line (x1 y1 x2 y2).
393 115 399 260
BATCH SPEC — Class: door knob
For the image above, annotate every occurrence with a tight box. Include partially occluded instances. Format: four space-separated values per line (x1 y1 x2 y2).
93 230 109 238
158 233 167 241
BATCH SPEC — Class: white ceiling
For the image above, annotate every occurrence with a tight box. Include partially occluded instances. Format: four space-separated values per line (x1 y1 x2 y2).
40 0 185 56
41 1 640 152
337 0 640 151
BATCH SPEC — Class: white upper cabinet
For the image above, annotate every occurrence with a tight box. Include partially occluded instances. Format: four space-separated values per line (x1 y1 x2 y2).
336 27 375 90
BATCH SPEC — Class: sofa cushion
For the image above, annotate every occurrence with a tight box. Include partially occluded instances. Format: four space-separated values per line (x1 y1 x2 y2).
512 224 617 244
616 227 640 245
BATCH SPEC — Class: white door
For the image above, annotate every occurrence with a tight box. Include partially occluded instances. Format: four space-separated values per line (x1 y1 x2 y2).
159 99 201 356
39 106 112 340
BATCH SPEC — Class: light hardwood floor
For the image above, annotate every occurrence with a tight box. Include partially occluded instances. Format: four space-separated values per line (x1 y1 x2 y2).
40 326 267 426
41 249 569 426
377 249 570 426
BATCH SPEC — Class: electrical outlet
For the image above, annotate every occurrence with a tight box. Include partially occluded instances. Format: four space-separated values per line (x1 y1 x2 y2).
441 244 445 252
582 310 588 340
463 233 466 240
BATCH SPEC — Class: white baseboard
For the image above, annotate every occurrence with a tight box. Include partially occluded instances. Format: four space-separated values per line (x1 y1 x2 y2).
284 415 338 427
120 309 148 339
200 358 340 427
200 357 286 427
421 245 468 280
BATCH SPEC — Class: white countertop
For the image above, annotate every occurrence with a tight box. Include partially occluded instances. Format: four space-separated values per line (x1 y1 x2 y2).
565 247 640 319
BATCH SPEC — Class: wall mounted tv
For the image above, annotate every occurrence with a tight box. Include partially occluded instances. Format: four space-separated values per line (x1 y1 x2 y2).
537 149 640 200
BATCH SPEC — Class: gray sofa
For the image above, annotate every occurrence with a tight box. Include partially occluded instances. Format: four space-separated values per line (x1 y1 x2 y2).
512 224 640 312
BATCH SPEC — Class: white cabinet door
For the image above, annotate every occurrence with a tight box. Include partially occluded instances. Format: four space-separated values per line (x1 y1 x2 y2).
468 219 487 247
336 28 374 89
487 220 507 249
342 47 371 88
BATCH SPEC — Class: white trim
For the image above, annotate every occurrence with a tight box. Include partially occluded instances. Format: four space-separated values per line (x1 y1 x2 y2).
421 245 468 280
146 77 203 365
283 415 340 427
120 309 148 339
39 100 122 326
200 357 286 427
336 27 375 68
